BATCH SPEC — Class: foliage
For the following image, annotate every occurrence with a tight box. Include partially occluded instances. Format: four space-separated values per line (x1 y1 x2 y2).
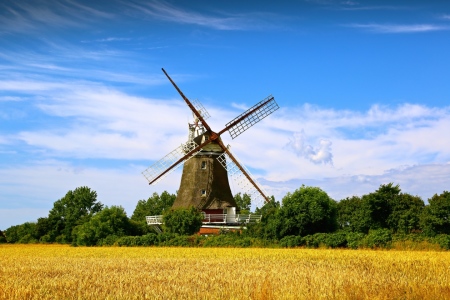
338 184 424 234
279 235 304 248
131 191 176 233
234 192 252 214
386 192 424 234
73 206 134 246
421 191 450 236
47 186 103 243
131 191 176 221
247 196 281 240
346 232 366 249
4 222 38 244
162 207 203 235
278 185 338 237
361 229 393 249
337 196 371 233
0 230 6 243
434 234 450 250
364 183 401 229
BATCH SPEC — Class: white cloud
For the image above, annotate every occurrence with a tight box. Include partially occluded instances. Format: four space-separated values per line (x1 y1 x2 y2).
287 130 333 165
127 0 280 31
0 160 182 230
347 23 449 33
260 163 450 202
0 0 113 34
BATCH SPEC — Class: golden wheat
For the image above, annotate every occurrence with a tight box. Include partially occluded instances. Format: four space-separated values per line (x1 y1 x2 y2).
1 244 450 299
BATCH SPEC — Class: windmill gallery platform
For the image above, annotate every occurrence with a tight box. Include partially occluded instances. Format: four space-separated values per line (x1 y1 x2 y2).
142 68 279 234
146 212 263 234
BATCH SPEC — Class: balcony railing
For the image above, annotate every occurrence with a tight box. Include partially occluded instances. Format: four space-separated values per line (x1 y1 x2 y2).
146 214 262 225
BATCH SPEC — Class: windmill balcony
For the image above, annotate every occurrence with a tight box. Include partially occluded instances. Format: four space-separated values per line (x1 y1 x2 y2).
145 213 262 226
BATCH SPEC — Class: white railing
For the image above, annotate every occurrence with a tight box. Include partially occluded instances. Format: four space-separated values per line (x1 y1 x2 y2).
145 214 262 225
146 215 163 225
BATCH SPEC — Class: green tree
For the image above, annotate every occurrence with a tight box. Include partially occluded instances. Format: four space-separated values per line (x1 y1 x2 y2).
360 183 424 233
35 217 52 241
337 196 371 233
279 185 338 237
47 186 103 243
162 207 203 235
0 230 6 243
421 191 450 236
387 193 424 234
4 222 37 243
234 193 252 214
131 191 176 221
248 196 282 239
131 191 176 234
364 183 401 230
73 206 133 246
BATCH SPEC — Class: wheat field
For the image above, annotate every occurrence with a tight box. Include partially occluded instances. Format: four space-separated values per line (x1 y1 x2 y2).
1 244 450 299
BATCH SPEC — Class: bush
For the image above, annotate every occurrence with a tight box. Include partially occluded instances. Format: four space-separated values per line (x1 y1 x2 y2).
346 232 366 249
323 232 347 248
98 235 119 246
140 233 159 246
163 207 203 235
434 234 450 250
116 236 141 247
0 230 7 244
39 234 52 243
362 229 392 248
161 235 191 247
279 235 303 248
18 234 37 244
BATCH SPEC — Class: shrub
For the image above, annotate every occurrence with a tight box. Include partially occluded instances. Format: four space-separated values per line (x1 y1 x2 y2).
163 207 203 235
346 232 366 249
98 235 119 246
279 235 303 248
362 229 392 248
323 232 347 248
116 236 141 247
434 234 450 250
140 233 158 246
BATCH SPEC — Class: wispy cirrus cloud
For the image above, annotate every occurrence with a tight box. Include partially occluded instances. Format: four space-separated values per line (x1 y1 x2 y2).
305 0 404 11
347 23 449 33
126 0 281 31
0 0 113 34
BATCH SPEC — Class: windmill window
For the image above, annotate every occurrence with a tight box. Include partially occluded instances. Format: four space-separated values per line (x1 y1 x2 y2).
201 189 206 197
201 161 207 169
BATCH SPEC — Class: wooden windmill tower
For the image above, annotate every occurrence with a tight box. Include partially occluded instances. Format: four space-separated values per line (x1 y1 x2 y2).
143 68 279 228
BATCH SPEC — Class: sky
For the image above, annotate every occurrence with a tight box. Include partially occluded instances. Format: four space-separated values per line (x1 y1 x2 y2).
1 0 450 229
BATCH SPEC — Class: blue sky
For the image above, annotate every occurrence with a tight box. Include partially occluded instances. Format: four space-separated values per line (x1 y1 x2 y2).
1 0 450 229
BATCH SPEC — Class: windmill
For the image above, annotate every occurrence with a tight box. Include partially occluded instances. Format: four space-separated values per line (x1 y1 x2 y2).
143 68 279 229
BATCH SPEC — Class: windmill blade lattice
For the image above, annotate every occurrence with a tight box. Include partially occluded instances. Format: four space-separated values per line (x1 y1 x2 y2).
217 150 268 209
191 98 210 120
142 141 199 184
226 95 279 139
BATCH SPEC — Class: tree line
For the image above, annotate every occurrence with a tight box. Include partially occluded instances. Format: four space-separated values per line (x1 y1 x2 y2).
1 184 449 249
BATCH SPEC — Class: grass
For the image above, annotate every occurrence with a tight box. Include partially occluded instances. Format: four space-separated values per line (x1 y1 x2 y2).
1 244 450 299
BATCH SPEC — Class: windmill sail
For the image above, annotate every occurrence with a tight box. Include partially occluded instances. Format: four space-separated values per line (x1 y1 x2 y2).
225 95 279 139
191 98 210 120
217 149 269 209
142 141 199 184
